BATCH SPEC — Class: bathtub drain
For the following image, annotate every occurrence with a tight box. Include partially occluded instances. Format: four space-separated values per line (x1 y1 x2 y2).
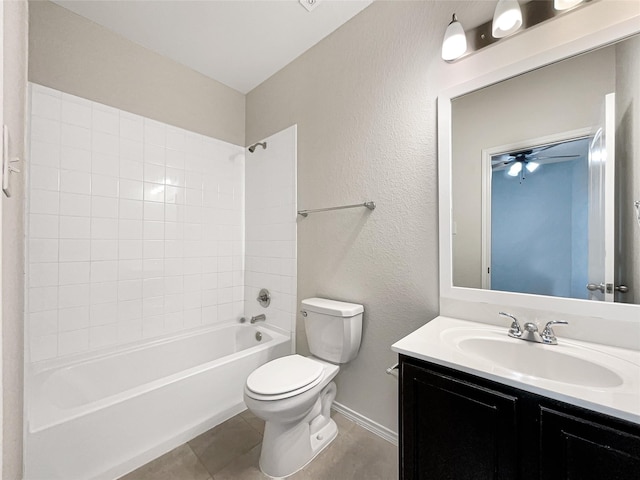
256 332 263 341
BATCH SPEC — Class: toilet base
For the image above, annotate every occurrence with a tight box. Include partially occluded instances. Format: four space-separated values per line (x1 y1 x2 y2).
258 381 338 478
259 418 337 479
309 417 338 455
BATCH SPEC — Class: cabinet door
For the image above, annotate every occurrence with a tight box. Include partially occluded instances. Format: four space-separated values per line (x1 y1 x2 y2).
401 362 520 480
540 406 640 480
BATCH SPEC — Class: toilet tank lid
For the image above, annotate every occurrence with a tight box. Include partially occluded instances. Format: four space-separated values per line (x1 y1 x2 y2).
301 298 364 317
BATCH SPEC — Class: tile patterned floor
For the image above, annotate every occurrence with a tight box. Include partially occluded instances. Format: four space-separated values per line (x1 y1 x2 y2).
120 410 398 480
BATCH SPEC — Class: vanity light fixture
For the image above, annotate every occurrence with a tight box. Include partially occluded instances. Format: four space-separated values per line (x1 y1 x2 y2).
554 0 584 11
441 14 467 61
492 0 523 38
442 0 591 63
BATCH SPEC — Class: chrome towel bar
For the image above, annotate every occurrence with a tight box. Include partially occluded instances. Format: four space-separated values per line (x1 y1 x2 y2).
297 201 376 217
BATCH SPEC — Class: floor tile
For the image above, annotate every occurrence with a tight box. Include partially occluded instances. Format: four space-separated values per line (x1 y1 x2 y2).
119 444 212 480
122 410 398 480
189 415 263 476
240 408 266 435
211 444 270 480
331 411 357 435
298 423 398 480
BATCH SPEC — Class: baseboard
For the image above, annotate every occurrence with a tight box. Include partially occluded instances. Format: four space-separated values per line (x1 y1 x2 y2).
331 402 398 446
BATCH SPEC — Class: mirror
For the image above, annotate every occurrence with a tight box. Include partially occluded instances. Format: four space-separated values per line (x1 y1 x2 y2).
450 33 640 305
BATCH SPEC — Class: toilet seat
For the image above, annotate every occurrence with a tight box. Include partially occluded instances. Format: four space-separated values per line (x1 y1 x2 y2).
246 355 325 401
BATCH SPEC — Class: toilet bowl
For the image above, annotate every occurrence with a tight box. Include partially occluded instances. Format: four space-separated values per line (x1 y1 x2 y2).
244 355 339 477
243 298 363 478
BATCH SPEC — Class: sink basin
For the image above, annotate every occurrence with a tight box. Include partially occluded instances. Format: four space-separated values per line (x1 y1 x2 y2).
454 336 624 388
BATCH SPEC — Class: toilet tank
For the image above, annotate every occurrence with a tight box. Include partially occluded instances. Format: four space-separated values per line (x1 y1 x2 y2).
301 298 363 364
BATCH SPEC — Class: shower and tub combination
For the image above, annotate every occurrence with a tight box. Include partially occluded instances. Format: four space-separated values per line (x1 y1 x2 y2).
24 84 297 479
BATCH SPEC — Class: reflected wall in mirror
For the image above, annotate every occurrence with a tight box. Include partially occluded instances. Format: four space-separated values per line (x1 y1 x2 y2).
451 34 640 304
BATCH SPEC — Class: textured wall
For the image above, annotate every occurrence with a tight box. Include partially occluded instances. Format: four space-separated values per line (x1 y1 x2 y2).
3 0 28 477
28 0 245 146
246 1 497 432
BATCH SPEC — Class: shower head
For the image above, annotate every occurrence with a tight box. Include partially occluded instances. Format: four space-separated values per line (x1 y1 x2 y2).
248 141 267 153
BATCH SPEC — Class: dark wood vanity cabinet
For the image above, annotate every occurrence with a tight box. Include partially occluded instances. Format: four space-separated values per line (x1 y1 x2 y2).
399 355 640 480
400 361 522 480
539 406 640 479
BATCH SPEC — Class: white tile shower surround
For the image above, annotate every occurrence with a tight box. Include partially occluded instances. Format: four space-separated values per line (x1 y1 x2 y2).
244 126 297 335
26 83 260 361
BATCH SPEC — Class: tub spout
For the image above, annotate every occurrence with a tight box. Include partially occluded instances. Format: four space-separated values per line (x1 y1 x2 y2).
250 314 266 324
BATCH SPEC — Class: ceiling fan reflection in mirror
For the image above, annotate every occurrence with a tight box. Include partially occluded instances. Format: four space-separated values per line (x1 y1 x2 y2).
491 138 587 181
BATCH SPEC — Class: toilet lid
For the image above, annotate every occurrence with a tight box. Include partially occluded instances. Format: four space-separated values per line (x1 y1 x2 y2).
246 355 324 396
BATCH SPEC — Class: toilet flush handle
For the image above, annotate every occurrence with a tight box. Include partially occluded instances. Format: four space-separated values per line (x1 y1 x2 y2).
300 310 308 317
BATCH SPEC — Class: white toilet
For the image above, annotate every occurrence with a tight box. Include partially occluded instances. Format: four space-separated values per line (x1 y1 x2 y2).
243 297 363 478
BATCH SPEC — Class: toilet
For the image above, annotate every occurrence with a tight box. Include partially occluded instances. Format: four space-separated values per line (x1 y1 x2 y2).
243 297 363 478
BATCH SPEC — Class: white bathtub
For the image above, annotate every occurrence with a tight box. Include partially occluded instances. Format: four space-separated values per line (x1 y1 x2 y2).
24 323 291 480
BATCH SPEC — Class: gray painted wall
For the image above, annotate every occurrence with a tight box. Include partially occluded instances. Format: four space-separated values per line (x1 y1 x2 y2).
3 1 28 477
28 0 245 146
246 1 497 432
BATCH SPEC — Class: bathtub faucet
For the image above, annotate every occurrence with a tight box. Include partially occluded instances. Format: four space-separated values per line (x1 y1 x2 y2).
240 314 267 324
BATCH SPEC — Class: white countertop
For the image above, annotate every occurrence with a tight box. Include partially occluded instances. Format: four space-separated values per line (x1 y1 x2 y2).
392 316 640 425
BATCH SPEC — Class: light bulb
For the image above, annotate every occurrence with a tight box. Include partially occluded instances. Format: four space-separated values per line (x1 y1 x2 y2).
492 0 522 38
525 162 539 173
554 0 583 11
507 162 523 177
442 14 467 62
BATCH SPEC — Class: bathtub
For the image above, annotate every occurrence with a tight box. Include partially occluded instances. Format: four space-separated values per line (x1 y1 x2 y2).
24 323 291 480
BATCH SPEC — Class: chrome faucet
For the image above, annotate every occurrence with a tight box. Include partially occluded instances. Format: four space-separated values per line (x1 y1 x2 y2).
540 320 569 345
239 314 266 324
499 312 523 338
499 312 568 345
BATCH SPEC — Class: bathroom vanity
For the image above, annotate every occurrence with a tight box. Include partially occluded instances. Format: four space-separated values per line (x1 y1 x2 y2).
404 6 640 479
393 4 640 479
393 317 640 480
399 355 640 480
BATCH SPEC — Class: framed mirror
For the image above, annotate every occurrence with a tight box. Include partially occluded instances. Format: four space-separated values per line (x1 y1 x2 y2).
438 8 640 322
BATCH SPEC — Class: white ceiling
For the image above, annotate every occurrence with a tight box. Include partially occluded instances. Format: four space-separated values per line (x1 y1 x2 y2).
52 0 374 94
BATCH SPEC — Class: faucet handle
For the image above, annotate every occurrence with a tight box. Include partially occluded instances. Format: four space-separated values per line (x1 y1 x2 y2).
499 312 522 338
541 320 568 345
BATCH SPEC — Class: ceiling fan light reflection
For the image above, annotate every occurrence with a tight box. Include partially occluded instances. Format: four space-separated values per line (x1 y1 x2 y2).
507 162 523 177
525 161 539 173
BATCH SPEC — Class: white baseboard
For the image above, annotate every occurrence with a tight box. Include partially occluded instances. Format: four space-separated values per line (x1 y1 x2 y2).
331 402 398 446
